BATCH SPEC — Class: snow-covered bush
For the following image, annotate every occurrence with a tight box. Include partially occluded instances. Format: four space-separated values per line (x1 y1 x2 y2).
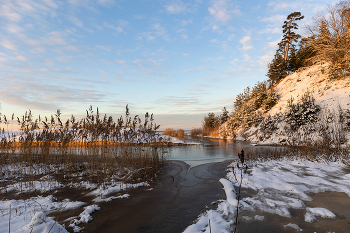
284 92 321 131
262 90 278 112
339 108 350 131
260 114 282 134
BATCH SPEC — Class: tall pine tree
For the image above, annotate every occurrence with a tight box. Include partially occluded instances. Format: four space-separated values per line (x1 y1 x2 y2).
267 12 304 84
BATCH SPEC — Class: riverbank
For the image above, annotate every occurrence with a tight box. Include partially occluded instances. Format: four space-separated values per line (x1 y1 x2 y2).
184 158 350 233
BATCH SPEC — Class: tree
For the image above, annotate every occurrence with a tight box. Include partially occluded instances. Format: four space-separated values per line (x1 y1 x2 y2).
266 53 288 84
306 0 350 78
203 112 220 135
279 12 304 61
221 107 229 124
267 12 304 84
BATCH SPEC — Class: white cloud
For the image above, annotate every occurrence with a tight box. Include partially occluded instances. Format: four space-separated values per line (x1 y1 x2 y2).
43 58 54 66
267 39 280 51
203 57 225 61
153 23 170 41
261 14 285 23
180 19 192 26
230 58 239 65
209 39 219 44
181 34 188 39
5 24 23 34
239 36 253 51
103 22 124 33
208 0 241 23
212 25 219 31
259 50 274 68
69 16 84 27
0 39 17 50
116 60 126 64
0 3 22 21
132 59 143 68
95 45 112 52
165 0 188 14
227 34 235 41
14 53 27 61
98 0 115 6
137 32 156 41
259 27 280 34
176 28 187 33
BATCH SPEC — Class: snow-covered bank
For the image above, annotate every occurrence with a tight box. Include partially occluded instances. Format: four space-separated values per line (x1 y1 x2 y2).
219 64 350 146
0 180 150 233
183 158 350 233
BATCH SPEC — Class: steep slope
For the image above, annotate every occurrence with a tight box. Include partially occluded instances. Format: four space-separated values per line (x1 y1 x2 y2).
270 64 350 115
241 64 350 145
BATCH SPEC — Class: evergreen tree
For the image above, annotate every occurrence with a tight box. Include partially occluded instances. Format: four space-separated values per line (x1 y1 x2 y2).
267 12 304 84
279 12 304 61
266 53 287 84
221 107 229 124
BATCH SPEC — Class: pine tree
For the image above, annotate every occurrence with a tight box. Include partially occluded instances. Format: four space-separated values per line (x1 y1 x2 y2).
267 12 304 84
279 12 304 61
221 107 229 124
266 53 287 84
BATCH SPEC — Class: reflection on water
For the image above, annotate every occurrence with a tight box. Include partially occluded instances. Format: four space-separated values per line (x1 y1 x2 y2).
165 138 247 167
165 138 281 167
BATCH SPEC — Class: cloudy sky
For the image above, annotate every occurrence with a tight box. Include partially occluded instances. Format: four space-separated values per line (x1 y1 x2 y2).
0 0 336 130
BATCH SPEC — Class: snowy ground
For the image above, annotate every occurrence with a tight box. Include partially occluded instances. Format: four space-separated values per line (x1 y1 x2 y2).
0 180 149 233
183 158 350 233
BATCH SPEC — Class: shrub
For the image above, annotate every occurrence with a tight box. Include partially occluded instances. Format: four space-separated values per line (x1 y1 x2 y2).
177 129 185 139
163 128 177 137
190 127 202 137
284 92 321 131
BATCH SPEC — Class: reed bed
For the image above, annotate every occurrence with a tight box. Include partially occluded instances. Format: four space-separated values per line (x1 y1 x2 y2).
0 106 168 194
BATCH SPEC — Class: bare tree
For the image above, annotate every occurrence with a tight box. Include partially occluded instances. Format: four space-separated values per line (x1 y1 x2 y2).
306 0 350 77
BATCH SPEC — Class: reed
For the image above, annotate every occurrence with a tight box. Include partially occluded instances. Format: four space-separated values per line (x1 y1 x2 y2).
0 106 167 194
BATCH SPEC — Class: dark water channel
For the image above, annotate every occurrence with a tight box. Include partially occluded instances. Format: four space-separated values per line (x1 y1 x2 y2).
81 139 278 233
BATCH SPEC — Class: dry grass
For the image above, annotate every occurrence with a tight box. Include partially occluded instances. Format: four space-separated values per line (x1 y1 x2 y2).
0 106 168 194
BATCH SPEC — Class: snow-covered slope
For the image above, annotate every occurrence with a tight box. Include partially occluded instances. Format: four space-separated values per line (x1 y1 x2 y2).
241 64 350 145
270 64 350 114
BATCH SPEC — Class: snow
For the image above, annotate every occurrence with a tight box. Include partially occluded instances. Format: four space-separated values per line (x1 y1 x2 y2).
283 223 303 231
271 64 350 115
0 196 84 233
231 64 350 145
304 207 336 222
182 209 232 233
164 136 201 145
68 205 100 232
88 182 149 198
254 215 265 220
17 212 68 233
183 158 350 232
219 178 238 206
0 174 150 233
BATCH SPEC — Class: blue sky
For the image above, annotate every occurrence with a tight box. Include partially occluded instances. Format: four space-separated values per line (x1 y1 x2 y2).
0 0 336 130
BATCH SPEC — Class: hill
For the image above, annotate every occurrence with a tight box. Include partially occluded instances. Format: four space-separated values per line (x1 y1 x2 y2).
231 64 350 145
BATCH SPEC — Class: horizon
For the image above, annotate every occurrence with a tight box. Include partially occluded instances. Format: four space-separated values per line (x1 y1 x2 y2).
0 0 337 130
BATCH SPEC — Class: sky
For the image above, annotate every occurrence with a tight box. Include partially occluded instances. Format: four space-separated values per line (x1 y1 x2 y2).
0 0 338 130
